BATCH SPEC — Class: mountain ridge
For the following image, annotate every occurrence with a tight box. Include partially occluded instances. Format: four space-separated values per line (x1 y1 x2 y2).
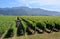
0 6 60 16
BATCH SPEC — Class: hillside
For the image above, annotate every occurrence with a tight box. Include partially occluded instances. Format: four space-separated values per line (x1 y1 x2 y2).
0 6 60 16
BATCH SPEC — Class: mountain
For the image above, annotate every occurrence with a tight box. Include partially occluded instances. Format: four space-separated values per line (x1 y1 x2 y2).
0 6 60 16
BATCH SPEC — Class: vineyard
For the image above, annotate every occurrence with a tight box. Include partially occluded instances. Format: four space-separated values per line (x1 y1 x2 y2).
0 16 60 39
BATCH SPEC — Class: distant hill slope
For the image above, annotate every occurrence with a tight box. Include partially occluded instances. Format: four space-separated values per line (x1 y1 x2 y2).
0 6 60 16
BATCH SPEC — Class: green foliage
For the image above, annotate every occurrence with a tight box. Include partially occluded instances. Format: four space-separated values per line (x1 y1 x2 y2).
36 21 46 30
54 20 60 30
45 20 55 30
0 16 60 38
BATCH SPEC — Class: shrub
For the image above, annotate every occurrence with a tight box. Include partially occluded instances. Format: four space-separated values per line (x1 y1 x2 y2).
54 20 60 30
45 20 55 30
36 21 46 30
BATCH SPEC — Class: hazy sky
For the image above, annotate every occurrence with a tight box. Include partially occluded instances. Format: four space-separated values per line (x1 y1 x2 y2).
0 0 60 12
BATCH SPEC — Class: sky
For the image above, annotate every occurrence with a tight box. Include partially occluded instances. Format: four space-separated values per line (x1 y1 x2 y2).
0 0 60 12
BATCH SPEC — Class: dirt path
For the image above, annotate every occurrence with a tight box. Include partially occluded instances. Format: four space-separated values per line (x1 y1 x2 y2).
12 36 16 39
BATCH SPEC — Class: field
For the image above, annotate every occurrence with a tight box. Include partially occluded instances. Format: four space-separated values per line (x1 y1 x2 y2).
0 16 60 39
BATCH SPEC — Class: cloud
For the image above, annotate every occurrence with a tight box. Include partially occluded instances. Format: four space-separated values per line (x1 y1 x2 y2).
15 0 60 11
0 0 60 12
16 0 60 6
